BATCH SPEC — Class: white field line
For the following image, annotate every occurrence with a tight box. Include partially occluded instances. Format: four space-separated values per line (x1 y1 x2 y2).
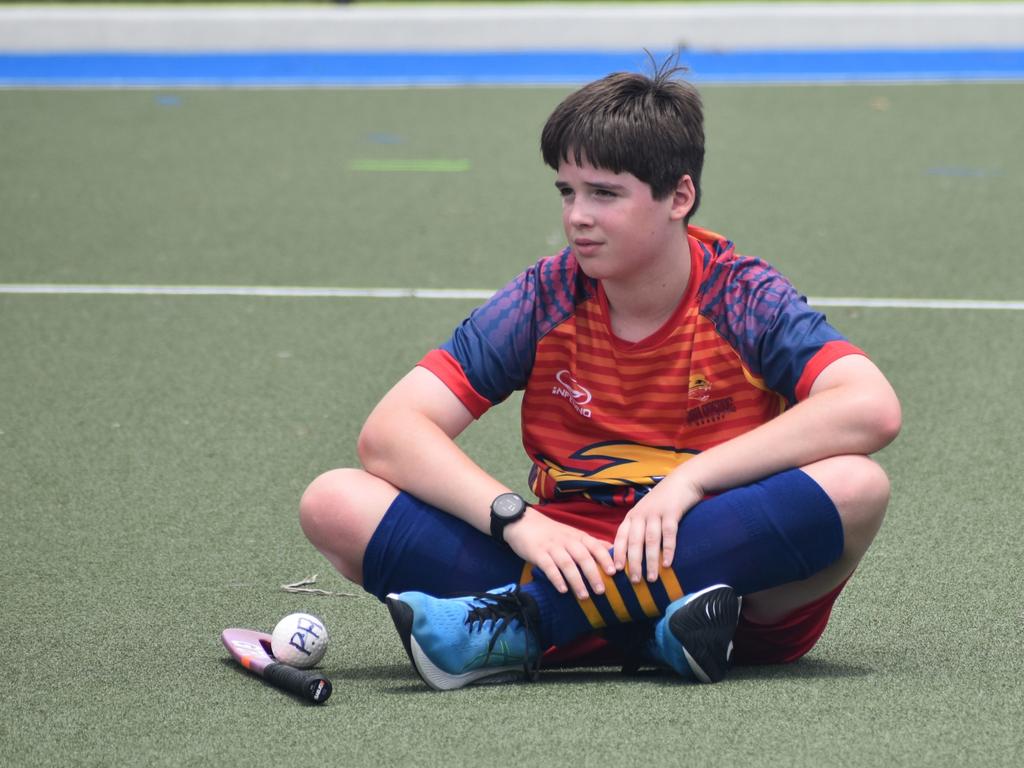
1 283 1023 311
808 297 1024 311
0 284 494 300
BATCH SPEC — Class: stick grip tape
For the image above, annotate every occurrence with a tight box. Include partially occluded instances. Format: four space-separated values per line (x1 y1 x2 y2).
264 662 333 704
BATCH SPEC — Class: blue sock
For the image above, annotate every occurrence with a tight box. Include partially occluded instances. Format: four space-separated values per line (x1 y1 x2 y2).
523 468 845 647
361 491 525 601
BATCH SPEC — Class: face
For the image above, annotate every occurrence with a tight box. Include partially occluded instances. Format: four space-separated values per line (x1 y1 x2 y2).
555 158 693 282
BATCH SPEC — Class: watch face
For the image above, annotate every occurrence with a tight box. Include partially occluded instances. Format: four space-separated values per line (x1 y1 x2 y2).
493 493 524 519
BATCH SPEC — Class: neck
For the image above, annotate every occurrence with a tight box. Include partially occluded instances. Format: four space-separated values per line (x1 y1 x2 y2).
603 238 692 341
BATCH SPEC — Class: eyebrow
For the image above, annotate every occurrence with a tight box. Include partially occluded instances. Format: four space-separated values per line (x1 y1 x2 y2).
554 180 628 192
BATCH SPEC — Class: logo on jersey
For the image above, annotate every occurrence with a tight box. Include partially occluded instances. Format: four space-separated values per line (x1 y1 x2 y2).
688 374 713 403
686 373 736 425
553 370 593 418
535 442 698 503
686 396 736 426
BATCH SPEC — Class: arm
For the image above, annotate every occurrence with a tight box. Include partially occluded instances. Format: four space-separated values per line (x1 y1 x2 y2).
613 354 902 580
358 366 615 597
358 366 497 528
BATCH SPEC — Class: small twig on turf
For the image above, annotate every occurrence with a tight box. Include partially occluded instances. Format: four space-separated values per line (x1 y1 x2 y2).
280 574 363 598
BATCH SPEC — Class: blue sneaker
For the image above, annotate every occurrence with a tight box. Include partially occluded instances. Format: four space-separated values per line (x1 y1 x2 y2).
648 584 741 683
385 585 542 691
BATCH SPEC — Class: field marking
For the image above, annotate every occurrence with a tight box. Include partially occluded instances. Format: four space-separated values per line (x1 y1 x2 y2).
2 79 1023 92
0 284 494 300
809 297 1024 311
350 159 471 173
4 4 1023 54
1 283 1023 311
1 49 1022 88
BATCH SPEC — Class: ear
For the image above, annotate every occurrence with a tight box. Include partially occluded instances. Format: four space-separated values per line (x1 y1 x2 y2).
668 175 696 222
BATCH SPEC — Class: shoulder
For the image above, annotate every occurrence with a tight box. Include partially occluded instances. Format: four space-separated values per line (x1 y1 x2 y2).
690 226 812 354
472 247 596 339
688 227 859 403
432 249 595 409
691 227 792 307
524 247 595 308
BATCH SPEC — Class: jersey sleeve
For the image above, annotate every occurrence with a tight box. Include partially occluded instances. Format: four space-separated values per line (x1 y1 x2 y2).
759 287 865 403
699 241 865 405
417 250 581 418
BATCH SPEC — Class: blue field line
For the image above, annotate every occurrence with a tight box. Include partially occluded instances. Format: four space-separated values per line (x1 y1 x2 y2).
1 49 1023 86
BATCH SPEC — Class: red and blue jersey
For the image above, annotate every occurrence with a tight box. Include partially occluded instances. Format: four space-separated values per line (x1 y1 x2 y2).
420 227 863 530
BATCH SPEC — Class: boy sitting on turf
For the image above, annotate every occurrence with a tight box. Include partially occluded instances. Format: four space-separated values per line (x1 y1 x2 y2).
299 63 901 689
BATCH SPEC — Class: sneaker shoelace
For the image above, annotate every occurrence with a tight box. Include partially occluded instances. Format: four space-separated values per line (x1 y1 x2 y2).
464 588 541 682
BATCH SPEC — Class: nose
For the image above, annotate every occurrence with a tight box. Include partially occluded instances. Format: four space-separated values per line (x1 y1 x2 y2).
567 199 594 230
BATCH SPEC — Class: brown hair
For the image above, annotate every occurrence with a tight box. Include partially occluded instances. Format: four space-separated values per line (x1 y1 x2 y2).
540 60 705 219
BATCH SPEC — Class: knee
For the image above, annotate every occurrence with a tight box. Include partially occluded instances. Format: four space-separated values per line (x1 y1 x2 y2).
298 467 365 545
807 456 891 548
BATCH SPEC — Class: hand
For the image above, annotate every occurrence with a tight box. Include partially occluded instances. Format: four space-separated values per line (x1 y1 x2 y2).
502 508 616 600
612 476 704 582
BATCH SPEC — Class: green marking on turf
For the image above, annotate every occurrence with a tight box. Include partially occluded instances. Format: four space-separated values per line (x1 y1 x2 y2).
350 158 471 173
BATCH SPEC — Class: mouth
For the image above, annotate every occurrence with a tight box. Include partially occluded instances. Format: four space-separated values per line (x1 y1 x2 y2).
572 238 602 256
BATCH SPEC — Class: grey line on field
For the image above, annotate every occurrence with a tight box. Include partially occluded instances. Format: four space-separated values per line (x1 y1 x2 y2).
2 3 1022 53
1 283 1023 311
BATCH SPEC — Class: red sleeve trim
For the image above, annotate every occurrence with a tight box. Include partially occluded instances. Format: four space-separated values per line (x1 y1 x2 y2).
417 349 492 419
795 341 867 401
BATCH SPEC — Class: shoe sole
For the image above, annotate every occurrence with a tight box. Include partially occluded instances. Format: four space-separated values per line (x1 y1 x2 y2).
385 593 521 691
668 584 741 684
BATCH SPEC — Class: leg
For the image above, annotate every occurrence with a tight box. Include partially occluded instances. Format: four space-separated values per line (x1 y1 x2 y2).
382 459 889 688
299 467 398 585
740 454 890 624
299 468 525 599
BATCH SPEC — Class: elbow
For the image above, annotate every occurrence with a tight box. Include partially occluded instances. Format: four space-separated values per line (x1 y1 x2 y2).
867 389 903 451
356 412 392 476
830 382 902 455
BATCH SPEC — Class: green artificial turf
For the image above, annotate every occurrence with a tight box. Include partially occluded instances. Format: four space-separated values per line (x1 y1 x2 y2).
1 83 1022 767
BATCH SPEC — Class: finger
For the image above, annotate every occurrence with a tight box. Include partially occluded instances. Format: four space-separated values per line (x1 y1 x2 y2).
612 521 630 570
661 516 679 568
645 521 662 581
587 539 617 576
536 554 568 594
626 521 646 583
552 551 589 600
567 542 607 596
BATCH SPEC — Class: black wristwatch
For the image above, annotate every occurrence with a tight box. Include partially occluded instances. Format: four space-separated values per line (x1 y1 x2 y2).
490 492 527 546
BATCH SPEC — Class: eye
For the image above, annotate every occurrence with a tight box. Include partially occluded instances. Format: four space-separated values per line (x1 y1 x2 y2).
557 186 574 199
594 188 616 198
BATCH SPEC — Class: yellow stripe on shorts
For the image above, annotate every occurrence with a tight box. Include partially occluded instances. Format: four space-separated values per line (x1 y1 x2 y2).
600 574 632 623
578 595 606 629
659 565 685 603
630 577 661 619
518 562 534 585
